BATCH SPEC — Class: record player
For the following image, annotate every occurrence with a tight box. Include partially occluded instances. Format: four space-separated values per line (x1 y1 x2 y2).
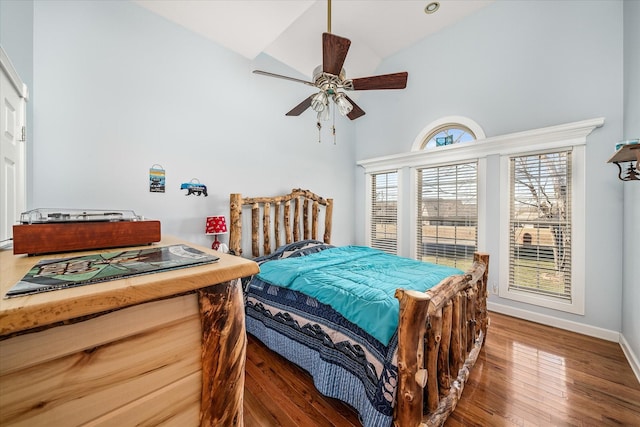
13 208 161 255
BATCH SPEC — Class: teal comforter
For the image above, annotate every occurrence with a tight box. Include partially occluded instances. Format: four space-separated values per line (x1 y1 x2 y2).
256 246 463 345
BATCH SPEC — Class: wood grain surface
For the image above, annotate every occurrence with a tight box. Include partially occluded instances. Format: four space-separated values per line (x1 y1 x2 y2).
243 312 640 427
0 236 258 335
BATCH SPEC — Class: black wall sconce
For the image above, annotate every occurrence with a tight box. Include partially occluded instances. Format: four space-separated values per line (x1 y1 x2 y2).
608 139 639 181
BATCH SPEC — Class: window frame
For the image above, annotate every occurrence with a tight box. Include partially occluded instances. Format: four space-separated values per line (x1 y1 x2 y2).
365 169 401 254
499 145 586 314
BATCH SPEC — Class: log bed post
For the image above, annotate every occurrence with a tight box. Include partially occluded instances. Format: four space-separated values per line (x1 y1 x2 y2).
198 279 246 426
394 289 430 427
466 288 476 353
263 202 271 256
476 253 490 337
274 202 281 249
229 194 242 256
284 200 292 244
459 290 468 370
293 197 301 242
303 198 310 240
251 203 260 258
449 292 463 377
324 199 333 244
438 301 453 393
312 201 319 240
425 308 443 412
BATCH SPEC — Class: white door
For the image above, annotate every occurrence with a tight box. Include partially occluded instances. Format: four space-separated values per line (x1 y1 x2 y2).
0 47 28 245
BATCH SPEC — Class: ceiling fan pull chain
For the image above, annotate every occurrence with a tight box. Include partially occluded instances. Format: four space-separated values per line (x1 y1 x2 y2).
332 103 337 145
317 121 322 143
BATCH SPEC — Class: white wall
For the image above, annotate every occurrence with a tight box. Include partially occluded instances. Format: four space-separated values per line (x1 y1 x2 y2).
26 0 355 249
354 1 626 335
622 0 640 371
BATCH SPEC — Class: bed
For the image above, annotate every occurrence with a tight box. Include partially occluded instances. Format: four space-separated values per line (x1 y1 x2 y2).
229 188 489 427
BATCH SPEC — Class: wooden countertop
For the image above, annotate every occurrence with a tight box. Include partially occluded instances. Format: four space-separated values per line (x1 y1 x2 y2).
0 236 259 336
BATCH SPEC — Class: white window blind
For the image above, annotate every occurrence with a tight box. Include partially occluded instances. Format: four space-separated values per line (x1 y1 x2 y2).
370 171 398 254
509 150 572 300
416 161 477 270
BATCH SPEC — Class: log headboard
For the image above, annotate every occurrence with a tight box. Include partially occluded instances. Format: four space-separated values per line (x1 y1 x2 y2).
229 188 333 258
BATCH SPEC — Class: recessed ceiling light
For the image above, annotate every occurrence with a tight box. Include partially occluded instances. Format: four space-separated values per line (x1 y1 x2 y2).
424 2 440 14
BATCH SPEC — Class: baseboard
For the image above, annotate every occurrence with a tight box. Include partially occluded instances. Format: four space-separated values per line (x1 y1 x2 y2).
620 333 640 385
487 301 620 342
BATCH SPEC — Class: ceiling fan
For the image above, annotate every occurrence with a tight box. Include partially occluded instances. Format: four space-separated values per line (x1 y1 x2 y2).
252 0 408 121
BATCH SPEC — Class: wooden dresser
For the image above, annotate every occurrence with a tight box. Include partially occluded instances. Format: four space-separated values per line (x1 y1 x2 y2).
0 237 258 426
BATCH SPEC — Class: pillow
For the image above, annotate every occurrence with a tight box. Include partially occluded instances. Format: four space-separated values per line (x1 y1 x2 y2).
242 240 335 292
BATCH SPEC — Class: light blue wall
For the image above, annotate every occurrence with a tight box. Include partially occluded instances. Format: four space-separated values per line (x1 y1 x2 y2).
622 0 640 367
2 0 637 361
0 0 34 205
28 0 355 249
0 0 32 84
354 1 626 334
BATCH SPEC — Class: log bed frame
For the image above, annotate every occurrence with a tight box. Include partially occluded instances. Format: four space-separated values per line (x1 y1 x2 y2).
229 188 489 427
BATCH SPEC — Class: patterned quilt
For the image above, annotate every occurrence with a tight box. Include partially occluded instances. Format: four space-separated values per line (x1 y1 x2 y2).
244 240 397 427
255 245 462 345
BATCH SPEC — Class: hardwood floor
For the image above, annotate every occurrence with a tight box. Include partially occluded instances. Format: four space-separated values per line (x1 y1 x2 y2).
243 312 640 426
243 332 361 427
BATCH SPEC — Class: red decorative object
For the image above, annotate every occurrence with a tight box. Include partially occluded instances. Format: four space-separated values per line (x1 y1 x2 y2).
205 216 227 250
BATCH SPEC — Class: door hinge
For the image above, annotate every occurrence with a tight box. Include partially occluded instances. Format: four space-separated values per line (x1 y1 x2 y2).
20 126 26 142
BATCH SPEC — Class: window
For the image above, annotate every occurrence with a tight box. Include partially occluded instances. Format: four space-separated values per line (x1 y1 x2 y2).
508 151 572 300
416 162 478 270
410 115 486 152
368 171 398 254
500 142 586 315
421 124 477 149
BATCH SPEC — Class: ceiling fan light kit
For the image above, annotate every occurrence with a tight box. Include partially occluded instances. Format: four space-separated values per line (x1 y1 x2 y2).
252 0 408 123
317 102 331 122
333 93 353 116
311 91 328 113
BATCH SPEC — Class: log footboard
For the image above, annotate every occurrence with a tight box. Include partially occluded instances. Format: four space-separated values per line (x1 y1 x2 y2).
395 253 489 427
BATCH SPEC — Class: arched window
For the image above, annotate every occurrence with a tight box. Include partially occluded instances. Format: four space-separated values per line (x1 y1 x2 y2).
411 116 485 151
422 124 476 149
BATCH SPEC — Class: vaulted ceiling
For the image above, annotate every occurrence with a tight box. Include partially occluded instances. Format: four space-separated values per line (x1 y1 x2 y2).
134 0 493 80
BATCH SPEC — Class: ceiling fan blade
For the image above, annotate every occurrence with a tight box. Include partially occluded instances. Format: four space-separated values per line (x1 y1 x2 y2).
253 70 315 87
286 95 314 116
322 32 351 76
345 95 365 120
351 72 408 90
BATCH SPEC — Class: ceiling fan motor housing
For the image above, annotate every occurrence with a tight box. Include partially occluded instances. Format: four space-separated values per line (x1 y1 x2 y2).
312 65 352 94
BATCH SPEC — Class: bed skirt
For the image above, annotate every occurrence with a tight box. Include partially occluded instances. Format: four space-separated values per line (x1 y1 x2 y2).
246 315 394 427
